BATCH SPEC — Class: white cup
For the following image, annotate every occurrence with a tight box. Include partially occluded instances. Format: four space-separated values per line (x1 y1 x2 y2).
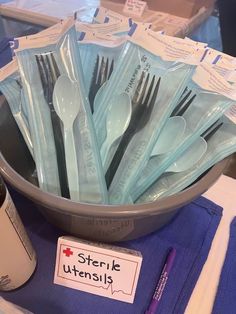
0 190 37 291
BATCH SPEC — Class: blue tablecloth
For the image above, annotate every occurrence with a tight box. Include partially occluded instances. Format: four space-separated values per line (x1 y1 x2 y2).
0 37 13 68
0 190 222 314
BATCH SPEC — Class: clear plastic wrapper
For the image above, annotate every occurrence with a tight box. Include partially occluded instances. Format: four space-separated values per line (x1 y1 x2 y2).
92 25 205 204
130 64 236 202
77 31 126 113
0 60 33 157
15 19 107 204
137 116 236 204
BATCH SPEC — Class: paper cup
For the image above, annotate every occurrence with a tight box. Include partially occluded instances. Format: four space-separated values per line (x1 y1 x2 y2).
0 190 37 291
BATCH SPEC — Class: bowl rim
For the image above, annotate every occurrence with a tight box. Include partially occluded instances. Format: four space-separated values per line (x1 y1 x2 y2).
0 152 229 218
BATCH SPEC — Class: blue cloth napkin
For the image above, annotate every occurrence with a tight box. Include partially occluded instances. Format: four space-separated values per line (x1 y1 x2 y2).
0 190 222 314
212 217 236 314
0 37 13 68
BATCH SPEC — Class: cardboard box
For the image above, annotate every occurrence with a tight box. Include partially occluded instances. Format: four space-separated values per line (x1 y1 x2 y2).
107 0 215 18
102 0 214 38
145 0 215 18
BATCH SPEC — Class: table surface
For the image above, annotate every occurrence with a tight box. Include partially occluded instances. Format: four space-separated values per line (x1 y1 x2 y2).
0 3 235 313
0 175 235 314
186 175 236 314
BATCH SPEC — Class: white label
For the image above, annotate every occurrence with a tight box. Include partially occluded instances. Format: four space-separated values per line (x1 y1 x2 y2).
225 104 236 124
0 191 36 291
76 21 129 36
123 0 147 17
129 26 205 63
94 6 130 25
78 30 126 47
54 236 142 303
16 18 74 51
4 192 35 260
192 63 236 101
202 48 236 66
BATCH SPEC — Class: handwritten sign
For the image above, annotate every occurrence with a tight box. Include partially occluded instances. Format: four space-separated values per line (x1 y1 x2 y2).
123 0 147 17
54 236 142 303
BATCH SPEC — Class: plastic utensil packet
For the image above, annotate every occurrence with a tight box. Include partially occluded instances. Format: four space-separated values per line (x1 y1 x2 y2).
14 18 108 204
137 116 236 204
77 31 126 105
130 63 236 202
95 25 206 204
0 59 33 157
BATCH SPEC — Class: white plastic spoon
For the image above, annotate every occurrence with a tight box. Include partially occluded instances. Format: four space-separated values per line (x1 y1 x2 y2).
53 75 80 201
100 93 132 167
150 116 186 157
166 136 207 173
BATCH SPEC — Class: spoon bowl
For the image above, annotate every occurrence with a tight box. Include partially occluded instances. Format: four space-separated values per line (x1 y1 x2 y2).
166 137 207 173
151 116 186 157
100 93 132 167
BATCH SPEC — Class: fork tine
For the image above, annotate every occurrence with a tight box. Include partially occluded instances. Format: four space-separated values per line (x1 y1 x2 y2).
90 55 99 88
140 73 153 105
36 55 46 86
102 57 109 85
138 73 150 105
108 59 114 79
35 55 44 83
46 53 57 85
43 54 54 104
177 93 196 116
42 54 55 105
170 90 192 117
36 55 49 102
50 52 60 79
97 56 105 86
147 77 160 108
40 54 50 83
140 76 160 126
132 71 145 105
201 119 223 142
181 86 189 96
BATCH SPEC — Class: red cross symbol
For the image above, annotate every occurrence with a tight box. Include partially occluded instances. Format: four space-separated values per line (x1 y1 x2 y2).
63 247 73 257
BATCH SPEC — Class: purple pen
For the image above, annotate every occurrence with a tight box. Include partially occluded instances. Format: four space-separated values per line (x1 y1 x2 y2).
145 247 177 314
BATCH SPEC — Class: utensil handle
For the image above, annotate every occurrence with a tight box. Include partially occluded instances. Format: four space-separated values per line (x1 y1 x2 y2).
105 125 136 187
64 127 80 201
50 110 70 198
100 137 112 168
